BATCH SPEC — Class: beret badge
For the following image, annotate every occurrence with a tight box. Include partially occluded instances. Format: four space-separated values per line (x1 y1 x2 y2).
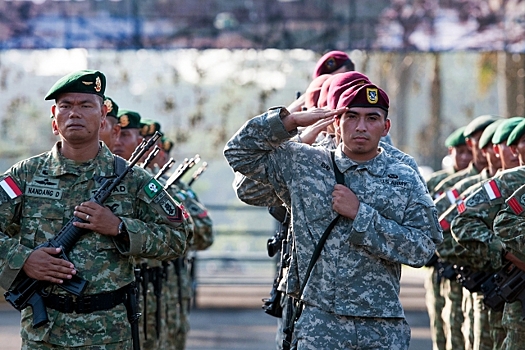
120 115 129 127
104 99 113 113
95 76 102 93
366 88 378 104
325 57 336 70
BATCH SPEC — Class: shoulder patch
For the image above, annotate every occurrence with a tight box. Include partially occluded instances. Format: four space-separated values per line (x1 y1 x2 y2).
483 180 501 201
507 196 524 215
144 178 163 199
439 218 450 231
446 189 460 205
457 199 466 214
0 176 22 199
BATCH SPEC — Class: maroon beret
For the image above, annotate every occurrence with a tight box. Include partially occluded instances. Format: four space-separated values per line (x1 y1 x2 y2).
326 72 371 109
312 51 352 79
304 75 332 109
337 83 389 111
317 75 338 108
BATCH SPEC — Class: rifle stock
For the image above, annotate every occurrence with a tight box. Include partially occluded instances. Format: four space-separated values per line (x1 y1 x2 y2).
4 132 162 327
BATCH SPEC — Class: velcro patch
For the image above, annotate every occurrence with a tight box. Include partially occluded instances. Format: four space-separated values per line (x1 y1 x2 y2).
25 186 62 199
144 178 163 199
0 176 22 199
508 196 525 215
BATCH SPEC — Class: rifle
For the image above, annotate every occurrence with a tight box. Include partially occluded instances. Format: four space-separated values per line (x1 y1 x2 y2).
262 206 290 318
481 261 515 311
140 263 150 340
187 162 207 187
151 266 163 339
126 271 142 350
155 158 175 181
140 146 161 169
164 155 200 189
4 132 162 328
456 265 493 293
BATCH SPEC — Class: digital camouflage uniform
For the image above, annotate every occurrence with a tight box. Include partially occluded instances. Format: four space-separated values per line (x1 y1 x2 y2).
234 132 426 350
438 171 501 350
492 183 525 349
0 142 191 348
224 108 442 349
451 167 525 350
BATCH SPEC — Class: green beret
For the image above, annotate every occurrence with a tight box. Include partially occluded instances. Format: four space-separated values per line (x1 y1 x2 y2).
507 118 525 146
161 136 174 153
445 126 467 147
117 109 141 129
104 97 119 119
479 119 504 149
463 115 501 138
45 70 106 101
140 118 162 137
492 117 524 145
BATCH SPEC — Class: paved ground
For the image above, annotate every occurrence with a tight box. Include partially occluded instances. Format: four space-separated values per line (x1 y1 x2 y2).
0 267 432 349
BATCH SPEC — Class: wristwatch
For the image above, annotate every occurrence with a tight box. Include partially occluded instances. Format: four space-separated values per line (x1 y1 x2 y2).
117 221 128 239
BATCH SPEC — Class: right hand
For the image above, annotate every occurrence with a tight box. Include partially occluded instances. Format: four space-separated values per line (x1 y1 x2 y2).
22 247 76 284
282 107 348 132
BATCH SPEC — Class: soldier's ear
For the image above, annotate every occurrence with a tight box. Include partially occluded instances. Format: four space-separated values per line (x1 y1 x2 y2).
51 119 59 136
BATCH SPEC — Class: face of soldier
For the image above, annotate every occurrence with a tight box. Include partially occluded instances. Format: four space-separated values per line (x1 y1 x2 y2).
114 128 142 160
466 130 487 170
51 93 106 146
510 134 525 165
481 142 501 173
494 143 519 170
98 116 121 152
449 144 472 171
336 106 390 162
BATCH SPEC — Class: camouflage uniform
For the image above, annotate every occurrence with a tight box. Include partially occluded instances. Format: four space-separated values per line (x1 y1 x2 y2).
426 168 455 199
224 108 442 349
0 142 191 348
433 163 480 198
492 183 525 349
450 167 525 350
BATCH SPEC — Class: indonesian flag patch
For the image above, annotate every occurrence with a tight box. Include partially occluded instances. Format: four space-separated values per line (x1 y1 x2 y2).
483 180 501 201
439 218 450 231
446 189 460 204
0 176 22 199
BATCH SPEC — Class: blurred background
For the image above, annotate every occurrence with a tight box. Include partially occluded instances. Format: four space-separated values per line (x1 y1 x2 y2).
0 1 524 348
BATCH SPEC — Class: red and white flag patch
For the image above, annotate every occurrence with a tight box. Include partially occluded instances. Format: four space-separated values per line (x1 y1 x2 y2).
483 180 501 200
446 189 460 204
457 200 466 214
439 218 450 231
0 176 22 199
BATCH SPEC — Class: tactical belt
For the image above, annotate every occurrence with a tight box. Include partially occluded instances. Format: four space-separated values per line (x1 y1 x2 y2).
43 284 130 314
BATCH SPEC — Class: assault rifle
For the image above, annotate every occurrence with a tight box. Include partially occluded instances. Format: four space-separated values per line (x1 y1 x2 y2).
456 265 494 293
164 155 200 189
262 206 290 318
4 132 162 328
155 158 175 180
187 162 207 187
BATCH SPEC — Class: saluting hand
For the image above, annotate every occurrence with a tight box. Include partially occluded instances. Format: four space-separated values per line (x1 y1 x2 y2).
23 247 76 283
332 184 360 219
282 107 348 132
73 201 121 237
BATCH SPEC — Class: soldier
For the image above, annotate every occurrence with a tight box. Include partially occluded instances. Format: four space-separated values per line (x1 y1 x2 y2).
312 51 355 79
0 70 191 349
492 120 525 349
425 126 472 199
98 96 121 152
114 109 144 160
450 117 525 350
225 82 442 349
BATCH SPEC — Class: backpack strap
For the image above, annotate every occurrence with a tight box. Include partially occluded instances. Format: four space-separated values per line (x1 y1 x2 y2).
113 155 128 177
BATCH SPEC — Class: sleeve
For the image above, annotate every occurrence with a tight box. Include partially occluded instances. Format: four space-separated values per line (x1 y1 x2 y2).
450 180 505 270
0 171 33 290
349 184 442 268
493 184 525 261
232 172 285 207
177 188 214 251
114 171 192 260
223 108 298 205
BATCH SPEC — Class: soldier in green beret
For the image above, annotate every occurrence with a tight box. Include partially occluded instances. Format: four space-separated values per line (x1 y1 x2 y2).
0 70 191 349
98 96 121 152
114 109 143 160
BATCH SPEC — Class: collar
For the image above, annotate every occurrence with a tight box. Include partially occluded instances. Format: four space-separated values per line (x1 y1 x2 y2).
41 142 114 179
334 145 387 177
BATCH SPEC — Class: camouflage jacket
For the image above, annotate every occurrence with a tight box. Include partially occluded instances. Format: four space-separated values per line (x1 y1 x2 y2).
433 162 480 198
224 108 442 317
0 143 191 346
450 166 525 270
426 168 456 199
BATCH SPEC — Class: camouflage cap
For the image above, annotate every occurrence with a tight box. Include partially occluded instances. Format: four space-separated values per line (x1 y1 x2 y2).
507 118 525 146
492 117 524 145
312 51 354 79
161 136 174 153
117 109 141 129
463 115 500 138
140 118 162 137
337 83 389 112
478 119 504 149
104 97 119 119
45 70 106 101
444 126 467 147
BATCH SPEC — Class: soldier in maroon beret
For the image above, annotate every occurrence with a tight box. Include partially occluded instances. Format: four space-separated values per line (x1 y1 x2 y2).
312 50 355 79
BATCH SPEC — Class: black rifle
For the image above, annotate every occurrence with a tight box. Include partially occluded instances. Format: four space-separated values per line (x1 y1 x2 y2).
262 206 290 318
481 261 515 311
151 266 163 339
4 132 161 328
126 274 142 350
140 263 150 340
187 162 207 187
456 265 493 293
164 155 200 189
155 158 176 181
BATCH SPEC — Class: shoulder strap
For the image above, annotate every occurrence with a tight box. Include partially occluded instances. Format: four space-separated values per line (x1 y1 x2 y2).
113 155 128 177
297 151 343 298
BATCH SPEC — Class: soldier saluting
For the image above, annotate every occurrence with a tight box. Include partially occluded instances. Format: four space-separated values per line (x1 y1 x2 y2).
0 70 190 349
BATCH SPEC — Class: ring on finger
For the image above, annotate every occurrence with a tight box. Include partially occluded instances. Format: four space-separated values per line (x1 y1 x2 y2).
86 214 90 221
